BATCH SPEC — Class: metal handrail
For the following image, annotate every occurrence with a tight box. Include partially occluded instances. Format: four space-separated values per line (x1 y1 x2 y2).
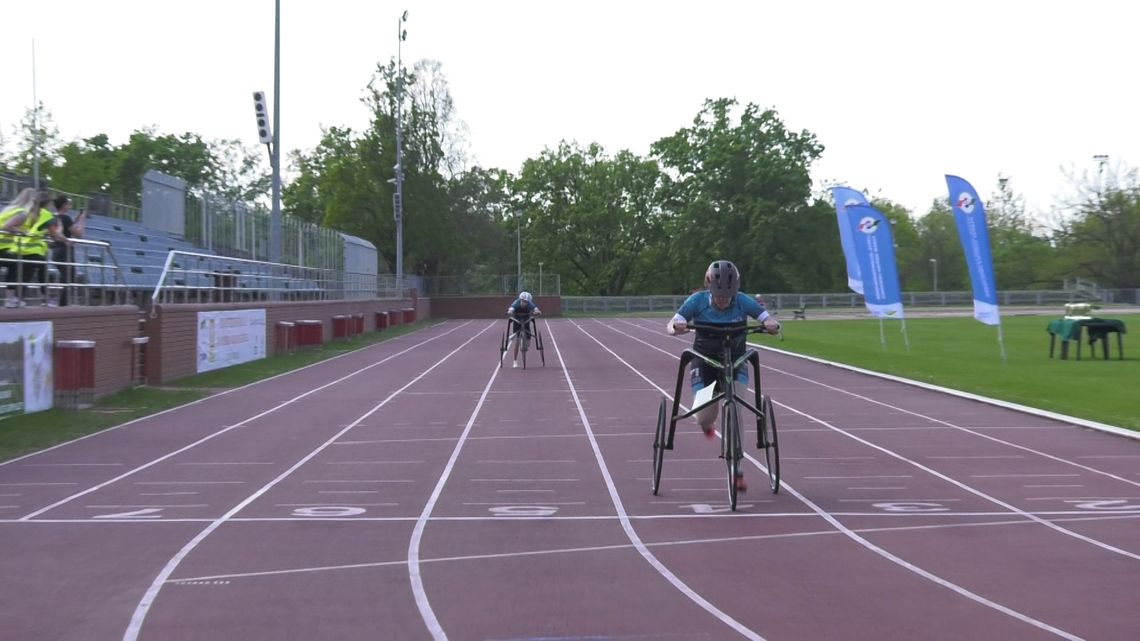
150 250 399 316
1 231 130 307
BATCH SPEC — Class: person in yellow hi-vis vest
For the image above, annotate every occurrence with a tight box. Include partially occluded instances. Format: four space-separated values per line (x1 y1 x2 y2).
1 188 40 308
1 190 66 308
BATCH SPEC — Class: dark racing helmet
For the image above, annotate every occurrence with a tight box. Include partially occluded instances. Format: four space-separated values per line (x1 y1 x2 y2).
705 260 740 299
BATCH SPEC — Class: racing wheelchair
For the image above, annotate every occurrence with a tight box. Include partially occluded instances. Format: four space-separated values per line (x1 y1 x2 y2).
499 312 545 369
652 322 781 510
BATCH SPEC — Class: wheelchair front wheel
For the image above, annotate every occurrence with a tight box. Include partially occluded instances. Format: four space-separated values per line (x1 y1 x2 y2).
652 398 666 495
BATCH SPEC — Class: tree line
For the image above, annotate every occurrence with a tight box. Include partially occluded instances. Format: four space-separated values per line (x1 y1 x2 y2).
4 59 1138 294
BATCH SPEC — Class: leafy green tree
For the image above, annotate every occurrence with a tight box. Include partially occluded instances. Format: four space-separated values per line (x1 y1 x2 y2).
1053 167 1140 288
5 102 63 181
512 142 663 295
650 98 824 293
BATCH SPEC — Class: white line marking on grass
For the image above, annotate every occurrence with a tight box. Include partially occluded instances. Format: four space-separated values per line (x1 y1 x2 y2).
121 321 495 641
23 322 474 522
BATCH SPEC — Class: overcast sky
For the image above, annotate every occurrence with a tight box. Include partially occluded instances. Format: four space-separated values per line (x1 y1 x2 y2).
4 0 1136 220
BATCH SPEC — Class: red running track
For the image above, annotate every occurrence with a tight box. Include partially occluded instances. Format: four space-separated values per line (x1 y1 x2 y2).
0 318 1137 640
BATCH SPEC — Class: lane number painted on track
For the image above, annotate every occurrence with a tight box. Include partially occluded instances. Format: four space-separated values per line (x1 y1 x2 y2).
291 506 367 517
93 508 164 519
1065 499 1140 511
872 502 950 513
680 503 753 514
489 505 560 517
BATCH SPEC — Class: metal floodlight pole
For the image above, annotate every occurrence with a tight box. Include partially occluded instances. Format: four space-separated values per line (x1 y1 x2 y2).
516 213 522 293
31 39 40 189
394 10 408 287
269 0 283 264
930 258 938 292
1093 154 1109 195
539 261 543 295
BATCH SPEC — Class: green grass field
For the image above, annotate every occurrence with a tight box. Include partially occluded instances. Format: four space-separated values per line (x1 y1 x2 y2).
762 315 1138 431
0 321 437 462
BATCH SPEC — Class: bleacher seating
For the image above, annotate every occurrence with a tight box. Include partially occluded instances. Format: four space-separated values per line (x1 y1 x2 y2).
80 216 324 302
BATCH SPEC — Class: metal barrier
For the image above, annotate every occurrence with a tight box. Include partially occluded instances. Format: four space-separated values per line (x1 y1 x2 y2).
150 250 411 313
560 289 1140 315
1 232 130 308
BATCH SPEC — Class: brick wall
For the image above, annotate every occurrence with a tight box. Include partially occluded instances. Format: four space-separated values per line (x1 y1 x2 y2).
430 296 561 319
1 305 143 399
146 298 418 385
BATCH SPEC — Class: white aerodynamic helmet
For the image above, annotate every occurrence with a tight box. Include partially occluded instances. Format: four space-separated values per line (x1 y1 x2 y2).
519 291 533 302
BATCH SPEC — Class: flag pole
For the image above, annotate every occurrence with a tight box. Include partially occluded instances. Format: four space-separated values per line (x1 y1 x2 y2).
878 318 886 350
997 321 1007 363
900 318 911 353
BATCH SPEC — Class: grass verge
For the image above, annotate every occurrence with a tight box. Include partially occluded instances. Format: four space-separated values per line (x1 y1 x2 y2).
762 315 1138 431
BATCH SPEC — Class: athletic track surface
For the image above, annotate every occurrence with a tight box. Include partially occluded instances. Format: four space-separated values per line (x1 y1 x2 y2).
1 318 1137 641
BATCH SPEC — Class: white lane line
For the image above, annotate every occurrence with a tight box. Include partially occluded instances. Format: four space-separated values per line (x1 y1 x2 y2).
407 357 502 641
6 510 1139 526
121 321 495 641
317 490 381 495
1024 485 1084 489
327 461 425 465
135 481 246 485
461 501 586 506
139 492 199 497
848 487 908 491
804 475 913 480
782 456 876 461
274 503 397 507
738 341 1140 490
837 499 963 503
24 321 474 522
495 490 555 494
1078 455 1140 459
617 320 1140 563
556 321 767 641
303 479 413 484
0 482 78 486
927 455 1026 460
23 462 124 467
175 462 275 466
635 477 721 482
474 456 579 460
0 506 22 509
86 504 209 509
336 438 450 445
0 320 459 469
971 474 1080 479
468 478 579 483
1026 496 1140 501
598 319 1083 640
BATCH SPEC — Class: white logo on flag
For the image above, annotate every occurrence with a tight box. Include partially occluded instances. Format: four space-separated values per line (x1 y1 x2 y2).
956 192 975 214
857 216 880 234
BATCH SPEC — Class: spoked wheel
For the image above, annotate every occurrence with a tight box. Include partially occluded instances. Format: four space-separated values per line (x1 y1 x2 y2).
761 395 781 493
652 398 666 495
724 403 741 511
521 333 529 369
499 331 507 368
